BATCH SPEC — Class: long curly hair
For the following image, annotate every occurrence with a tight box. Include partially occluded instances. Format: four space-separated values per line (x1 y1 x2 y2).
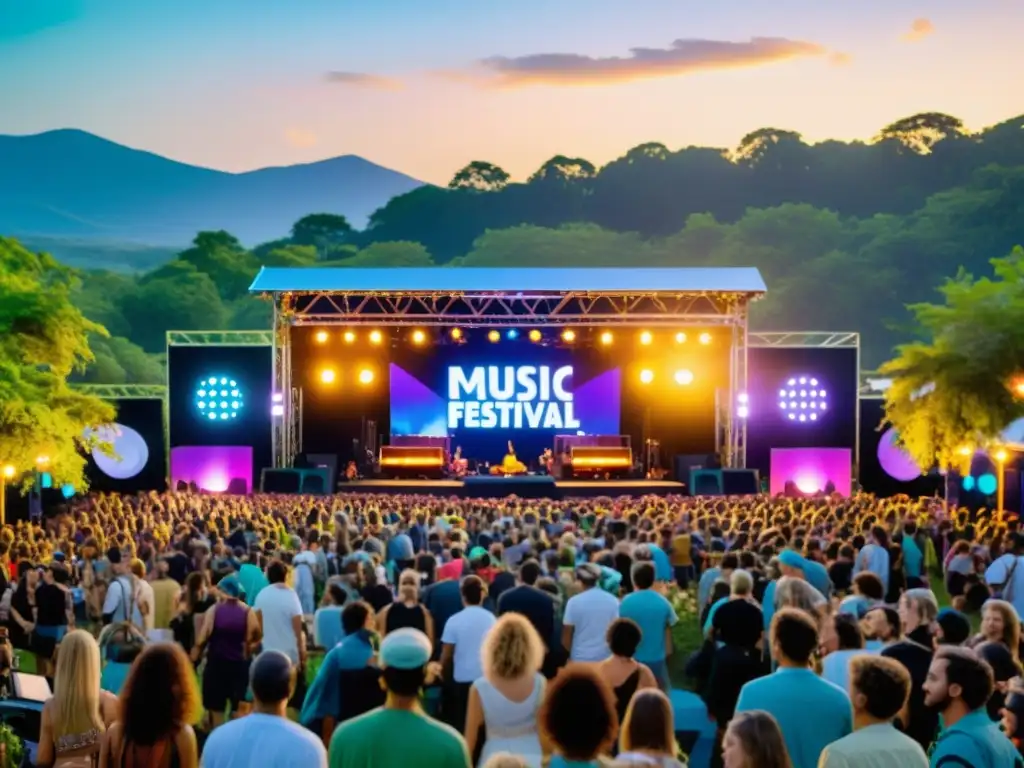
482 613 544 681
119 643 201 747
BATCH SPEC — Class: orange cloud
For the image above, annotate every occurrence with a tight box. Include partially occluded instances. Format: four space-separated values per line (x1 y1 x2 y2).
902 18 935 42
829 51 853 67
471 37 835 88
324 71 403 90
284 128 318 148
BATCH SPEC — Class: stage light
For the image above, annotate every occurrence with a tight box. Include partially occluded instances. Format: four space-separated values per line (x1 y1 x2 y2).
314 330 329 344
640 331 652 346
698 332 712 345
958 445 973 457
995 448 1009 463
450 328 463 341
675 332 687 344
674 369 694 386
358 368 374 385
600 331 613 346
529 329 542 342
562 330 576 343
488 330 500 343
978 473 998 495
411 329 426 345
196 376 241 420
738 393 749 404
320 368 337 384
737 405 749 419
271 404 285 417
343 330 356 344
507 329 519 340
272 392 283 403
2 465 14 479
639 369 654 384
962 475 976 491
779 375 826 423
369 330 383 345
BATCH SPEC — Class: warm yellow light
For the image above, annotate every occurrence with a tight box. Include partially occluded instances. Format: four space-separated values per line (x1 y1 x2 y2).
561 330 576 343
600 331 613 346
488 330 500 343
639 331 652 346
995 448 1009 463
451 328 463 341
314 330 329 344
639 369 654 384
529 329 542 343
411 330 426 345
35 455 49 466
674 369 694 386
369 330 383 345
2 465 14 479
698 332 712 345
957 446 973 457
343 331 355 344
675 332 687 344
319 369 337 384
358 368 374 385
1014 378 1024 397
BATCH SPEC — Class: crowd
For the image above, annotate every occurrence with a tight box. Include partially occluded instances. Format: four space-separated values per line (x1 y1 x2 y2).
3 489 1024 767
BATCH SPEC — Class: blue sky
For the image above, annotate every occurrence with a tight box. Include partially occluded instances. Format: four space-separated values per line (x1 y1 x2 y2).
1 0 1021 183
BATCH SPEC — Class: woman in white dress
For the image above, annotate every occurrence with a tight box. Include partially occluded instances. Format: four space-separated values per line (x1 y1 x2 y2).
465 613 546 767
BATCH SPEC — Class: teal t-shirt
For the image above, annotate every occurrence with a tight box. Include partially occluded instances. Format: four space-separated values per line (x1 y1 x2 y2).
238 563 269 606
619 588 678 663
329 708 470 768
930 710 1021 768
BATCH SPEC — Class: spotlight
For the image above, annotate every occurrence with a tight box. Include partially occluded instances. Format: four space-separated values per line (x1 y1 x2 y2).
995 448 1009 463
488 330 500 343
343 331 356 344
358 368 374 385
314 330 329 344
196 376 242 419
562 330 576 343
271 404 285 417
272 392 284 403
507 329 519 340
639 369 654 384
737 405 750 419
528 329 542 342
369 330 383 345
450 328 463 341
675 332 687 344
411 330 426 345
779 375 826 423
320 368 337 384
2 465 14 479
674 369 694 386
600 331 613 346
738 393 749 404
640 331 652 346
698 332 712 345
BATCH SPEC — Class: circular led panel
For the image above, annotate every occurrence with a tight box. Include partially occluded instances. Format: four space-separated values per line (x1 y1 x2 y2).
777 375 827 423
196 375 242 421
84 423 149 479
877 427 922 482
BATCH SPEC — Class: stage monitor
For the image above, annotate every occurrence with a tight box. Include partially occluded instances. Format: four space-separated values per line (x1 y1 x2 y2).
770 448 852 497
82 398 166 493
389 341 621 462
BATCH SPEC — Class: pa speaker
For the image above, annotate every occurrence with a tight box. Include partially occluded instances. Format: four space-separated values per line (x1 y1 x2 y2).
722 469 759 495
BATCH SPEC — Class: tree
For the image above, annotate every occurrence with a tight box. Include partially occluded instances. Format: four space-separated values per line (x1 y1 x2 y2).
448 161 511 192
0 238 115 489
342 241 435 267
528 156 596 184
876 112 970 155
259 244 318 268
290 214 352 256
124 262 228 352
880 247 1024 472
75 336 164 384
176 230 258 301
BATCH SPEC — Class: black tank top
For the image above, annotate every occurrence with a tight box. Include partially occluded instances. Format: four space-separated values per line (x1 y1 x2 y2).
386 602 427 634
613 668 642 725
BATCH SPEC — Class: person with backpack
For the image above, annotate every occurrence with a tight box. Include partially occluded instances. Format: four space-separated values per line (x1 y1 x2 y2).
985 532 1024 618
100 548 143 629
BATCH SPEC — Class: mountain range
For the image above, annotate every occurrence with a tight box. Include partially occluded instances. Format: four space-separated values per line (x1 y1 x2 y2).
0 129 426 248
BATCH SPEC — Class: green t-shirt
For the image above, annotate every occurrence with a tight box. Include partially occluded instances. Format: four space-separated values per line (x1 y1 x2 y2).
329 708 471 768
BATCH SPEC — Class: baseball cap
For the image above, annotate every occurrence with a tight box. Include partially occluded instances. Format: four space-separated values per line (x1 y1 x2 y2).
218 575 244 600
379 628 432 670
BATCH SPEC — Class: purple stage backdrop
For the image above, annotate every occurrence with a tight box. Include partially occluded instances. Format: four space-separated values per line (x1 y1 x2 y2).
770 448 852 496
170 446 253 494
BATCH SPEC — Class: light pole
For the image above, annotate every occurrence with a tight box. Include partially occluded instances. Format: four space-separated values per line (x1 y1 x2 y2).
995 448 1009 513
0 465 14 526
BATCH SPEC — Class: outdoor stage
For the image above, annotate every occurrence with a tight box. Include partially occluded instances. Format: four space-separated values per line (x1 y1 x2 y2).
342 476 685 499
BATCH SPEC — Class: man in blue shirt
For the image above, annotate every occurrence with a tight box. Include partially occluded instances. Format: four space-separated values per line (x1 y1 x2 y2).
735 608 852 768
923 646 1022 768
619 561 676 690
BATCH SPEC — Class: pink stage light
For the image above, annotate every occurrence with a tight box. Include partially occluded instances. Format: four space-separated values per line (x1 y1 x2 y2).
770 448 852 497
170 446 252 494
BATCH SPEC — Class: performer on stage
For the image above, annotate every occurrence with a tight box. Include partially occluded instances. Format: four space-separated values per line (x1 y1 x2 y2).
492 441 527 475
450 446 468 477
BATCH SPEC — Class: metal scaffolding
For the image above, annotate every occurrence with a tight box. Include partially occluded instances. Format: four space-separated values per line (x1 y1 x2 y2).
261 289 763 469
73 384 166 399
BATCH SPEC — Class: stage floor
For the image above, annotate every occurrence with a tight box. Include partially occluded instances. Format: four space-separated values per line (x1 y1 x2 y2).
343 477 684 499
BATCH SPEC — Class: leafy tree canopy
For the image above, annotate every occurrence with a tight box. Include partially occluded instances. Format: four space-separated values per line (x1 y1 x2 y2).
0 238 115 489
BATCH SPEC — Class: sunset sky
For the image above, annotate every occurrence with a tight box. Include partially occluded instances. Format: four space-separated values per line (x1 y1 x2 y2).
1 0 1021 184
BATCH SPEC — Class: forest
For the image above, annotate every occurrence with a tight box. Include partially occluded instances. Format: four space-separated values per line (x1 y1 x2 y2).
6 110 1022 383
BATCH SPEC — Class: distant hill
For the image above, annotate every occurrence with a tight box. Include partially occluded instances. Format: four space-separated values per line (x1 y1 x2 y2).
0 129 426 246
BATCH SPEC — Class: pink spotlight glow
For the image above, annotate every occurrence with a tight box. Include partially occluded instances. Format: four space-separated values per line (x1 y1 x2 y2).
770 448 852 497
170 446 252 494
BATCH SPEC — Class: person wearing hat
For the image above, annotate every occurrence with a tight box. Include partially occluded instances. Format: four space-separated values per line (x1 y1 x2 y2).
193 573 261 729
329 628 470 768
562 562 619 663
202 650 327 768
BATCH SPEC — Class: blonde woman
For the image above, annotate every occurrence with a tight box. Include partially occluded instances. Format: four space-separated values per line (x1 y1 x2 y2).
36 629 120 767
465 613 546 767
973 599 1021 662
376 569 433 644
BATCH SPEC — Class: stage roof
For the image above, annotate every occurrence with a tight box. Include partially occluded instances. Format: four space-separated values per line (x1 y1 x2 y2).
249 266 767 295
